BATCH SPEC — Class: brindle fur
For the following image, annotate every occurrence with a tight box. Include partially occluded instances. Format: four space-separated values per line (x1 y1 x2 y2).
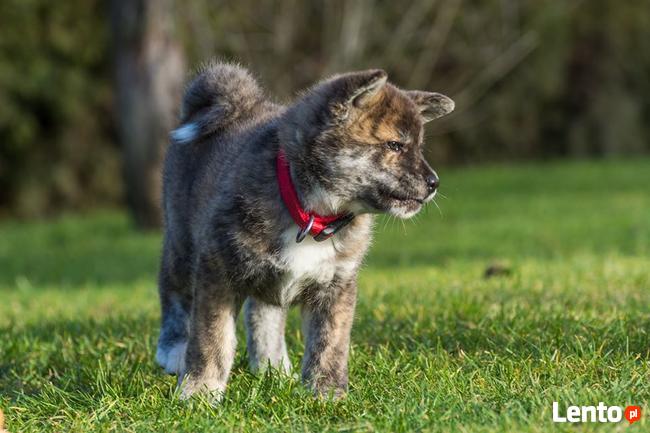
156 61 454 402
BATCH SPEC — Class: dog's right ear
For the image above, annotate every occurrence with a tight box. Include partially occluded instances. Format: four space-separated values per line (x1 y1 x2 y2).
331 69 388 109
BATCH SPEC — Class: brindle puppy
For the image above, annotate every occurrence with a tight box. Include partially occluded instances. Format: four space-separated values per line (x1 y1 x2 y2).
156 61 454 402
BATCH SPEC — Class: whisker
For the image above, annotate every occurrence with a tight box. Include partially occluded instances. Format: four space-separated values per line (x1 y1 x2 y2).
380 214 389 231
411 210 421 225
415 204 427 223
432 198 444 218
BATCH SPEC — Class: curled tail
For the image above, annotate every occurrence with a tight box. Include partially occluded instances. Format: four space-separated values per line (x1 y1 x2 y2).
171 61 265 143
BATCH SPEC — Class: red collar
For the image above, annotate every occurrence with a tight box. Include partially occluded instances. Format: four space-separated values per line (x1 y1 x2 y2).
276 149 354 242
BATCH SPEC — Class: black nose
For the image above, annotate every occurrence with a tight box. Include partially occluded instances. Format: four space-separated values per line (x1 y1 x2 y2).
426 174 439 192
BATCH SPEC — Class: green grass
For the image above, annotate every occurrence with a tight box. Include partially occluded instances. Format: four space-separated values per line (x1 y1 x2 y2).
1 158 649 432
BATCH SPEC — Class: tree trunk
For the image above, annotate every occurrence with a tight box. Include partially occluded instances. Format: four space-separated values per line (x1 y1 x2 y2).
110 0 184 230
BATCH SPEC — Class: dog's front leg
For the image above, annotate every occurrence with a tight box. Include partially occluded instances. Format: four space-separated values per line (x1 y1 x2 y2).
180 258 241 403
301 277 357 398
244 297 291 373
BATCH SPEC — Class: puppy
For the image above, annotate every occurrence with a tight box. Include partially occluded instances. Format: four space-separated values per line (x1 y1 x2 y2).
156 61 454 401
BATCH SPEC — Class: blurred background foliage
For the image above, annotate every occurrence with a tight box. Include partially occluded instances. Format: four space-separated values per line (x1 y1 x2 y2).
0 0 649 220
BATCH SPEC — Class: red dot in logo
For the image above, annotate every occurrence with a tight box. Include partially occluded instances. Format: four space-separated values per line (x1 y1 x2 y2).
625 405 641 424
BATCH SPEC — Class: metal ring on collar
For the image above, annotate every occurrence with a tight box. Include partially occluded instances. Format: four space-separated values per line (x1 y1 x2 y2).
295 214 315 243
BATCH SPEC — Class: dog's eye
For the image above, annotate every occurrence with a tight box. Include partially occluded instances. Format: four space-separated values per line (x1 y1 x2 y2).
385 141 404 153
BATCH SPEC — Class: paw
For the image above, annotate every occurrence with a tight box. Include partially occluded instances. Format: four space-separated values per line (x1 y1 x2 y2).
304 375 348 400
178 374 226 405
251 354 292 375
278 353 292 375
155 341 187 375
312 385 347 400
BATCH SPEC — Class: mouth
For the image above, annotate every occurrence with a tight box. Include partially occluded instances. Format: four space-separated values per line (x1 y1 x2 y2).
377 187 426 217
387 193 423 207
361 186 427 218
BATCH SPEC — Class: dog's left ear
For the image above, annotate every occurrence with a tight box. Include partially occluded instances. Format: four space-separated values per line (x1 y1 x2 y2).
406 91 455 123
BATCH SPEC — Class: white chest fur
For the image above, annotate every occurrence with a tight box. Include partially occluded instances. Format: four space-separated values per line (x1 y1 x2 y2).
277 228 338 305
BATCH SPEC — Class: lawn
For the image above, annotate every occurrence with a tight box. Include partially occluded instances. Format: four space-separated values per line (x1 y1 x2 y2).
1 158 649 432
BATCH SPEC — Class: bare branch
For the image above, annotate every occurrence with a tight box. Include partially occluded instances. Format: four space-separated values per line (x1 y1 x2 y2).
385 0 438 59
452 31 539 115
408 0 462 88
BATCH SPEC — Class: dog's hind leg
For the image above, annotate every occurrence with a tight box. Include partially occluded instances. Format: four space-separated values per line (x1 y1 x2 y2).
244 297 291 374
156 238 192 375
180 257 242 402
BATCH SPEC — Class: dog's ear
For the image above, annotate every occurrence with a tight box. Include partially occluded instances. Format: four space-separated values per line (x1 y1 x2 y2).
347 70 387 107
330 69 388 109
406 91 455 123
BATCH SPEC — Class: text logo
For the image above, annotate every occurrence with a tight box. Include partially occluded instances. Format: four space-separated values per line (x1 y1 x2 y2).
553 402 642 424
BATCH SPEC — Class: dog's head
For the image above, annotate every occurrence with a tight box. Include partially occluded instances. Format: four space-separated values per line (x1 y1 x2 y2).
283 69 454 219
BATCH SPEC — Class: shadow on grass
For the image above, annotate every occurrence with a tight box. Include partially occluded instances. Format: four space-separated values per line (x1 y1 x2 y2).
0 213 161 288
